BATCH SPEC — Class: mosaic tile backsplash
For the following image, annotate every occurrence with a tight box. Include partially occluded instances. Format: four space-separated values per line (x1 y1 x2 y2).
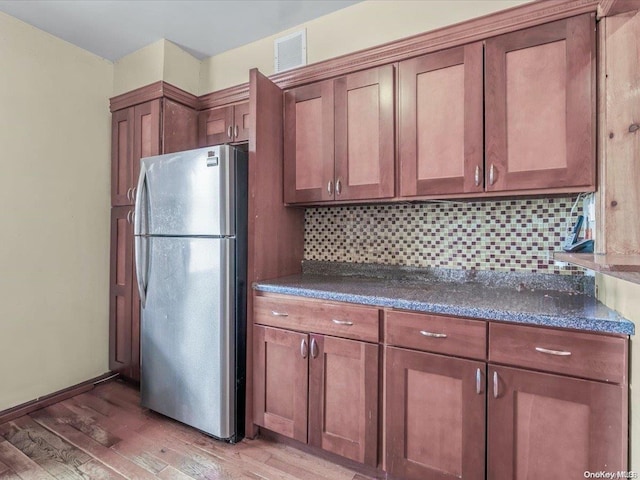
304 197 585 275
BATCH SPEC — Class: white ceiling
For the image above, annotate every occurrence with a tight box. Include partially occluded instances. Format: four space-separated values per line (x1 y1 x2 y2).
0 0 361 61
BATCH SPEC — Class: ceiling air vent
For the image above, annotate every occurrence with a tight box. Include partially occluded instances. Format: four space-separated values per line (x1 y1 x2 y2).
274 29 307 73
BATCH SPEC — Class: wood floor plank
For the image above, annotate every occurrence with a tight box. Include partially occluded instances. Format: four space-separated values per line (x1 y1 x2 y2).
156 465 202 480
0 439 57 480
110 439 168 475
0 381 376 480
76 459 127 480
112 430 235 480
31 404 121 448
0 470 22 480
135 423 303 480
64 394 153 434
29 407 158 480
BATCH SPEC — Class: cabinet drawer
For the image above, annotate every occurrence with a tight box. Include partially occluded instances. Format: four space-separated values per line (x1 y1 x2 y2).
254 294 379 342
489 323 627 384
385 310 486 360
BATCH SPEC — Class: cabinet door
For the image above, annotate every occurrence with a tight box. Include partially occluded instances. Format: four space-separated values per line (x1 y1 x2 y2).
109 206 134 376
385 347 486 480
488 365 627 479
162 99 198 154
308 335 378 466
283 80 335 203
253 326 309 443
198 106 233 147
233 102 250 142
399 43 483 197
334 65 394 201
485 14 595 192
111 108 134 206
133 100 162 184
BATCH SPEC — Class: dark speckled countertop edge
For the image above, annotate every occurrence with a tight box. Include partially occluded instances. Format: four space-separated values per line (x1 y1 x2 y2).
253 283 635 336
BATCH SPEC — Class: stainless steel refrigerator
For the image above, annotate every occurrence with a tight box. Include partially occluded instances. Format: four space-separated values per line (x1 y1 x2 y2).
133 145 247 442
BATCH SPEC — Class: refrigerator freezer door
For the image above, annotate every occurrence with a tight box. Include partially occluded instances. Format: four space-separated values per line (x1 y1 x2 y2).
140 236 236 439
136 146 236 237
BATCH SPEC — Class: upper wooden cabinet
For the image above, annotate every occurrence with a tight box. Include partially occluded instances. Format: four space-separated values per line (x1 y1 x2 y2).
334 66 395 201
284 80 335 203
399 43 484 197
485 14 596 193
282 14 595 203
284 65 395 204
111 100 161 207
111 108 134 206
111 98 197 207
198 102 250 147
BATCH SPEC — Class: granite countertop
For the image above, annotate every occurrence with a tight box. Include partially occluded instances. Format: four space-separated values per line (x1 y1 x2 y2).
253 263 635 336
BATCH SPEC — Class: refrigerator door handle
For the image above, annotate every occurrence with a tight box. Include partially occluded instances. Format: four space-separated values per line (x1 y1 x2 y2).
135 235 149 308
134 163 148 236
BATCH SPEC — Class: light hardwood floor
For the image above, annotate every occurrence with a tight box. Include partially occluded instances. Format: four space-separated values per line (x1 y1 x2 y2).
0 380 375 479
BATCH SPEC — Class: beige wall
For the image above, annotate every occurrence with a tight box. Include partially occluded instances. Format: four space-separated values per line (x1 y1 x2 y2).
597 275 640 470
113 39 201 96
199 0 530 93
0 12 113 411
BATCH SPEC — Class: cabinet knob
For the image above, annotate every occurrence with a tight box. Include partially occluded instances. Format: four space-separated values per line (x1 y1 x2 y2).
300 338 308 359
227 126 233 139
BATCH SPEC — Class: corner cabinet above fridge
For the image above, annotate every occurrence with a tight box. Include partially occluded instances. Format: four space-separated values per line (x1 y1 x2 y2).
109 95 198 381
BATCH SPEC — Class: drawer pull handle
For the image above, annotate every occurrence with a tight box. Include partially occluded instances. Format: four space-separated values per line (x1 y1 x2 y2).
535 347 572 356
301 338 308 359
476 368 482 395
310 338 319 359
493 371 499 398
271 311 289 317
419 330 447 338
332 319 353 326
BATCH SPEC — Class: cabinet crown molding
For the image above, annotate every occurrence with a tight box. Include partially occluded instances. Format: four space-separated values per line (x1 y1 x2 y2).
110 81 199 112
112 0 630 113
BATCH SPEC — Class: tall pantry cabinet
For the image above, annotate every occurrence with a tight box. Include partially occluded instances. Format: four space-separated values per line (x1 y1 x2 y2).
109 87 198 381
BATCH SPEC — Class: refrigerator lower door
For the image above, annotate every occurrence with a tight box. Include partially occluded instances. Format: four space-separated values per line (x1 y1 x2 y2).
140 236 236 439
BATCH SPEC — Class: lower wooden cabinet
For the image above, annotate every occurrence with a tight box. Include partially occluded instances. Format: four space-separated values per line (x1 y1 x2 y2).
108 206 134 377
385 347 486 480
253 324 379 466
253 325 309 442
488 365 627 479
308 335 378 466
252 297 628 479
